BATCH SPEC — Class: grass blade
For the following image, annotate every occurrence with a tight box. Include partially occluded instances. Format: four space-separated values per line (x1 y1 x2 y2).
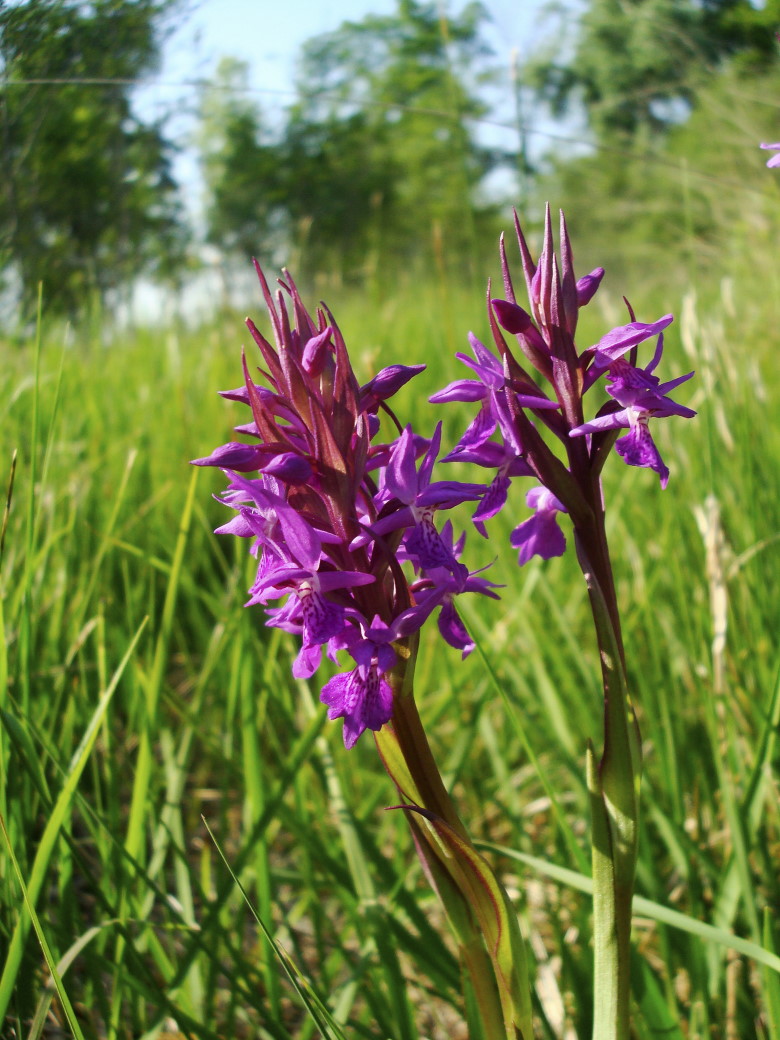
480 843 780 974
202 817 350 1040
0 617 147 1022
0 814 87 1040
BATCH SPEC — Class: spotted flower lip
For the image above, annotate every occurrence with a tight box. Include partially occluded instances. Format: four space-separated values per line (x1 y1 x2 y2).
320 615 398 748
570 329 696 487
395 522 502 657
614 419 672 487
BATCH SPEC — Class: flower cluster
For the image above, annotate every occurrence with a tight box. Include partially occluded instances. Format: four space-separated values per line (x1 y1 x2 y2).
197 210 695 747
194 264 497 747
430 206 696 560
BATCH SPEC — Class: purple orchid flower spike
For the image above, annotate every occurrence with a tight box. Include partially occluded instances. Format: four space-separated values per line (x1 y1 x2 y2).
430 206 695 549
193 217 701 1036
197 260 510 747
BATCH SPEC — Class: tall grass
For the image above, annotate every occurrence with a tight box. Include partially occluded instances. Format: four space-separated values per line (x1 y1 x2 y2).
1 224 779 1038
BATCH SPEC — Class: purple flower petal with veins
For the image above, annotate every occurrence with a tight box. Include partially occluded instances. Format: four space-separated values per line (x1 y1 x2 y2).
615 421 670 488
606 356 695 417
437 599 475 655
571 348 695 486
404 510 455 568
397 524 501 654
470 452 534 536
384 424 421 502
589 315 674 371
509 487 567 565
359 423 485 569
320 667 394 749
441 407 497 459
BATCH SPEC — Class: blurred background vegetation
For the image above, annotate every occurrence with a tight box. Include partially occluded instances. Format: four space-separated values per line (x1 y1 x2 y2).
2 1 780 1038
2 0 780 322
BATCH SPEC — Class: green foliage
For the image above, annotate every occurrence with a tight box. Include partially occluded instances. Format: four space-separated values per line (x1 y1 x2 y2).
0 0 187 318
527 62 780 292
2 3 780 1027
526 0 780 142
287 0 497 276
195 0 499 281
196 58 286 265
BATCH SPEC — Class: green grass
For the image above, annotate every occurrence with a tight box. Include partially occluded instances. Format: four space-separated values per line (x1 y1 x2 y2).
1 235 779 1039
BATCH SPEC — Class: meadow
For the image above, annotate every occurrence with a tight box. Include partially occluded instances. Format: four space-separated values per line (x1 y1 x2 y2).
1 203 780 1039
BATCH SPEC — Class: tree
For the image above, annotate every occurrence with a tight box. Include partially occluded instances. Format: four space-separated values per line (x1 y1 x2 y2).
196 57 286 267
0 0 187 318
195 2 497 282
526 0 780 144
284 0 496 276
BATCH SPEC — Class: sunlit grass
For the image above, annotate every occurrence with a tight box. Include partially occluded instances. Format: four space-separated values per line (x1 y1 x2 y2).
1 248 778 1038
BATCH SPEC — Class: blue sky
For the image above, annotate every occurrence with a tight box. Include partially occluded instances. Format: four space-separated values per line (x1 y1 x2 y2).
141 0 558 146
158 0 552 97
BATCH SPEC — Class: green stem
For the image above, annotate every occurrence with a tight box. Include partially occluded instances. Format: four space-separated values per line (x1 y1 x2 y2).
575 510 642 1040
382 636 468 839
375 636 533 1039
